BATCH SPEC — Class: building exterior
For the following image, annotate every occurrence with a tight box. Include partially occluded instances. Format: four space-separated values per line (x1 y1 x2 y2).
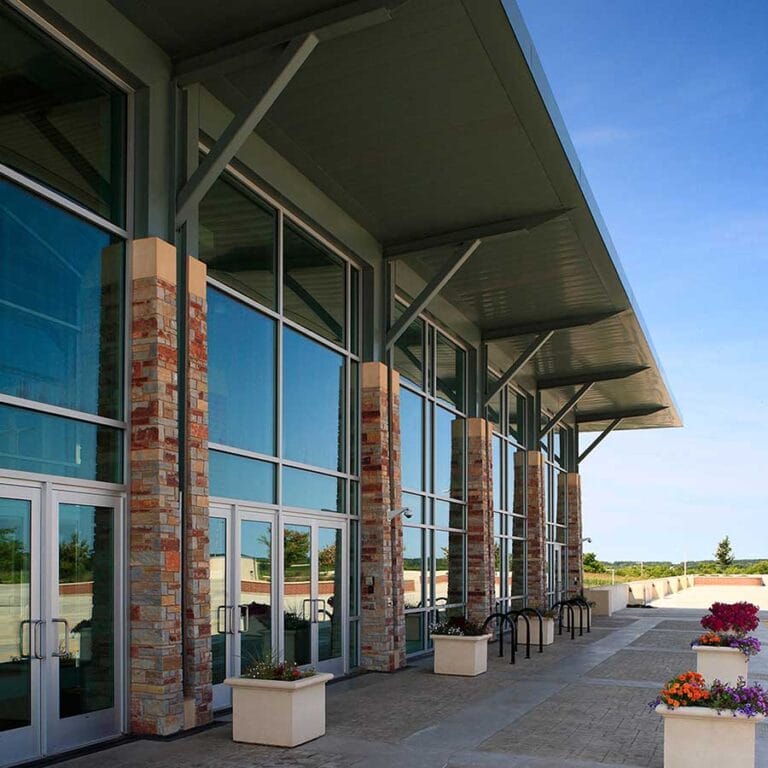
0 0 680 764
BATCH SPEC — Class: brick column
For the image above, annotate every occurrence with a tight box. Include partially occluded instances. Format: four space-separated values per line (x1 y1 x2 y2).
183 257 212 727
130 237 183 735
566 472 583 597
465 418 494 625
360 363 405 671
523 451 546 608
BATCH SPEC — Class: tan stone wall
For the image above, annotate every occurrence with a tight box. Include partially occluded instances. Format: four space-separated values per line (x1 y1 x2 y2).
360 363 405 671
566 472 583 597
183 257 212 727
129 237 184 735
524 451 546 608
465 418 494 625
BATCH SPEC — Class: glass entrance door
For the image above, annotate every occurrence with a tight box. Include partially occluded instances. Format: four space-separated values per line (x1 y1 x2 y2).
0 485 40 765
210 505 275 710
45 491 121 753
281 517 345 676
0 485 121 766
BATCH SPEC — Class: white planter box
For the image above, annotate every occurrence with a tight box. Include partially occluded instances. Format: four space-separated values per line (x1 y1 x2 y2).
226 672 333 747
656 704 764 768
516 616 554 646
693 645 749 686
563 606 592 631
432 634 491 676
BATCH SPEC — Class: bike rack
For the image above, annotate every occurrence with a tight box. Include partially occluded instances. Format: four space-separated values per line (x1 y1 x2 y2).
550 600 575 640
510 607 545 655
567 596 591 634
482 612 517 664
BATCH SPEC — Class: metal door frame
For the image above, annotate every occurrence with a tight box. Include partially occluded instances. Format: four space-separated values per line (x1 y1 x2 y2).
45 489 123 754
280 513 347 676
0 481 42 765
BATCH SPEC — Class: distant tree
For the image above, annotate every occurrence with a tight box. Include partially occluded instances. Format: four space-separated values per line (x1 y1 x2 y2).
715 536 735 571
59 532 93 582
583 552 605 573
746 560 768 574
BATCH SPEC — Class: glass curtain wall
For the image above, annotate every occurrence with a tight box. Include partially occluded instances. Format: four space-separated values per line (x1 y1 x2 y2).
200 173 361 667
543 421 570 606
0 4 127 483
486 374 528 611
394 307 467 654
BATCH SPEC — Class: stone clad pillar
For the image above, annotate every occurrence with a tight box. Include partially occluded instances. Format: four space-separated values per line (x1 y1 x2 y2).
465 418 494 625
566 473 583 597
360 363 406 671
524 451 546 608
129 237 183 735
183 256 212 727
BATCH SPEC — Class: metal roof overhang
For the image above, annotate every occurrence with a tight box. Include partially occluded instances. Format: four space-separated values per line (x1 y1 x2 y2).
107 0 681 431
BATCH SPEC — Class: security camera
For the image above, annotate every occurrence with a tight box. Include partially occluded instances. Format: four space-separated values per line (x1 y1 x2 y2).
388 507 413 521
582 537 592 544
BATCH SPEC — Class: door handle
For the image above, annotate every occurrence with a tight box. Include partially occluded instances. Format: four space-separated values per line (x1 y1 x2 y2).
216 604 232 634
51 618 70 658
301 598 312 620
316 599 327 622
238 605 250 633
19 619 31 659
32 620 46 660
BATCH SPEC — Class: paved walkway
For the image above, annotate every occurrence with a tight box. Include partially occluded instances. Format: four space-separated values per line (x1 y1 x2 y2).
60 587 768 768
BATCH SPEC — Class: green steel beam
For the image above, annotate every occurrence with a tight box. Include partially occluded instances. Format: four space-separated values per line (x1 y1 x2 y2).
175 34 317 229
483 310 623 341
483 331 554 406
578 418 622 463
576 405 667 423
540 383 594 437
385 239 482 350
174 0 405 85
383 209 570 259
537 366 648 390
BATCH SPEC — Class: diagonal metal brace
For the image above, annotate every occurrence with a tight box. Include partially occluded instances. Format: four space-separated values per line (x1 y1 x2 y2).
175 34 318 229
483 332 554 406
578 418 623 463
385 239 482 350
540 383 594 438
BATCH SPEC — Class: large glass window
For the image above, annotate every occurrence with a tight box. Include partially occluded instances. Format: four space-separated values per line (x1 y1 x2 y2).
488 376 528 611
208 288 275 455
0 178 124 419
202 173 361 667
283 328 344 472
0 6 126 225
396 316 466 654
199 176 276 309
541 418 570 605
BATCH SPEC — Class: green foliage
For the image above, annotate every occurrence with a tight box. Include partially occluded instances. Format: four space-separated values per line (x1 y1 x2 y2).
583 552 605 572
715 536 735 571
0 527 28 583
58 532 93 583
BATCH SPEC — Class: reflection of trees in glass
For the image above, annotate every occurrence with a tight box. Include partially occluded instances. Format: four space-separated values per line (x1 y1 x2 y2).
0 527 28 582
59 532 93 582
318 543 336 570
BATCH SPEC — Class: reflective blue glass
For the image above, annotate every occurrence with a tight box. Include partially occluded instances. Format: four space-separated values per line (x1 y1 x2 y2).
399 389 423 491
0 403 122 482
0 179 124 418
209 450 275 503
282 328 344 472
208 288 276 455
0 7 126 224
434 406 463 499
282 466 343 513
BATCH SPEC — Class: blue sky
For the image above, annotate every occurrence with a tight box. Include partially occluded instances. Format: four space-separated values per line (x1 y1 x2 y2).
516 1 768 562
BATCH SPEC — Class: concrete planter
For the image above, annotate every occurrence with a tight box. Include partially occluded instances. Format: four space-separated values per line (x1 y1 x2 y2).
226 672 333 746
693 645 749 686
432 634 491 676
563 605 592 631
656 704 764 768
517 616 554 646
